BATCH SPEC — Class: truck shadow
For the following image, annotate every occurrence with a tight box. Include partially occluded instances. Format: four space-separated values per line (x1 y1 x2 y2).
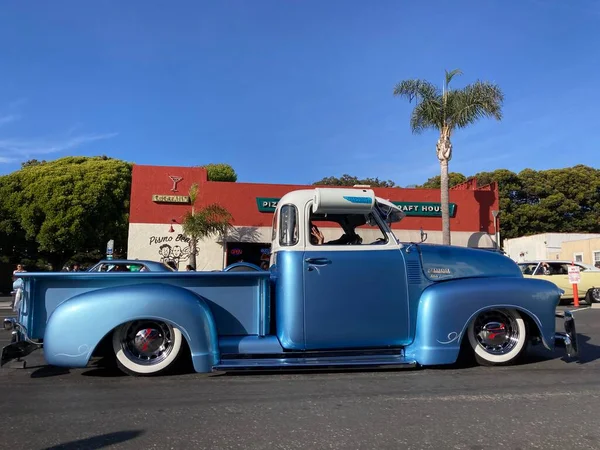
40 430 144 450
446 332 600 370
209 366 423 377
30 366 71 378
527 333 600 365
28 334 600 379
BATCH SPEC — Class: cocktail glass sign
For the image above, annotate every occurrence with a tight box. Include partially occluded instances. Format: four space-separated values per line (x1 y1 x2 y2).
151 175 191 203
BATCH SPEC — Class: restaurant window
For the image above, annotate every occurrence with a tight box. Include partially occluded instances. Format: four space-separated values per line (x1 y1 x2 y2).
226 242 272 268
594 251 600 268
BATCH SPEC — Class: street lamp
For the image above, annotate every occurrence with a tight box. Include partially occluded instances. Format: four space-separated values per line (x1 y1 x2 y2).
491 210 500 249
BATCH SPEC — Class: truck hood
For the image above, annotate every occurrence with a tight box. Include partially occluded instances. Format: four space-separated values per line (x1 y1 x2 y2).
416 244 522 282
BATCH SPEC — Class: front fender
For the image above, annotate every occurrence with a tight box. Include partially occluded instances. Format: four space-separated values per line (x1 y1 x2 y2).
43 283 219 373
406 277 562 365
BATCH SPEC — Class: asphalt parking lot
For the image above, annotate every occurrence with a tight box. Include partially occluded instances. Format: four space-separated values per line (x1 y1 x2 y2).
1 304 600 450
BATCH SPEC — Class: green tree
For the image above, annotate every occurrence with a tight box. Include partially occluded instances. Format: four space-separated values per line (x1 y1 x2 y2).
419 172 467 189
471 166 600 241
313 174 397 188
21 159 46 168
0 156 132 269
182 183 233 269
203 163 237 182
512 165 600 237
393 69 504 245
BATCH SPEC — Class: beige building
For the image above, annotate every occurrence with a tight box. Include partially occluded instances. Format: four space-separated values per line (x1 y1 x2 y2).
559 237 600 268
503 233 600 262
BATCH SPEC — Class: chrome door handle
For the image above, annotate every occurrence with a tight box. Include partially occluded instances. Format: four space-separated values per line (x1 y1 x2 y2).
305 258 332 266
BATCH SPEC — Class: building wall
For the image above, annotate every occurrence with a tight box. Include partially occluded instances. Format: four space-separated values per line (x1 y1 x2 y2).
127 164 501 270
504 233 600 262
559 238 600 267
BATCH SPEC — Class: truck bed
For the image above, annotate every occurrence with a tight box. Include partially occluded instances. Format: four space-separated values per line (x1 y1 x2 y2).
17 271 271 340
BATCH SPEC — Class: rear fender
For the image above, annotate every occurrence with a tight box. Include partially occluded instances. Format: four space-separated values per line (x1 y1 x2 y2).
43 283 219 373
406 277 562 365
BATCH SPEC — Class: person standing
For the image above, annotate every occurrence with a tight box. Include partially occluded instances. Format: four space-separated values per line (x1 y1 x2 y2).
11 264 26 310
12 263 26 281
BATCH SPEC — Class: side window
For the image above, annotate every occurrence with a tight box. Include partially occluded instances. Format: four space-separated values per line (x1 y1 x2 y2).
271 209 279 243
519 263 537 275
279 204 298 246
308 212 388 246
538 263 568 275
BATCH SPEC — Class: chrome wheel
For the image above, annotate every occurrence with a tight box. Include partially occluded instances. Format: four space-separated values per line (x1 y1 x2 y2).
121 320 175 365
467 309 527 366
112 320 183 376
473 310 519 355
588 288 600 304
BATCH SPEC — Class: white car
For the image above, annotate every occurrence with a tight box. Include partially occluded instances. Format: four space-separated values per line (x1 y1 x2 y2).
518 260 600 304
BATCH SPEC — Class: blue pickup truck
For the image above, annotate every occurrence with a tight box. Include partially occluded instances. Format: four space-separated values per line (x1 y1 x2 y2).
2 188 578 376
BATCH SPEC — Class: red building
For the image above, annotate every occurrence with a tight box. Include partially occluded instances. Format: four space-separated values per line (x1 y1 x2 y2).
128 165 500 270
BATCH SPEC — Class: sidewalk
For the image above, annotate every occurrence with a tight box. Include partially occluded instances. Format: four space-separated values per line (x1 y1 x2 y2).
0 296 13 310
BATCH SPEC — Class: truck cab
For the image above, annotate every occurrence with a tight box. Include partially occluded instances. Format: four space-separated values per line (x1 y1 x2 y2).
269 188 412 351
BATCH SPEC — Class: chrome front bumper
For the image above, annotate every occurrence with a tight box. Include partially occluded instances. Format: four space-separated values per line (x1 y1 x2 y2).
554 310 579 358
1 318 41 368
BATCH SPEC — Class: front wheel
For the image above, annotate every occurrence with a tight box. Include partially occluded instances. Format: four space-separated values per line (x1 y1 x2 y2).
467 309 527 366
112 320 183 376
586 287 600 304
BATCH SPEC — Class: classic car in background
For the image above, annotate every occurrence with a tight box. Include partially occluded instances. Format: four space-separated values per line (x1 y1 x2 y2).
87 260 175 272
518 260 600 304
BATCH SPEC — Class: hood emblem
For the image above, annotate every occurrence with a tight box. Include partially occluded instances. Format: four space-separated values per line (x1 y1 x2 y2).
427 267 451 274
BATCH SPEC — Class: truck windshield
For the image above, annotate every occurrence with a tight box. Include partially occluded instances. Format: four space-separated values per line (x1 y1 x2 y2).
375 200 405 224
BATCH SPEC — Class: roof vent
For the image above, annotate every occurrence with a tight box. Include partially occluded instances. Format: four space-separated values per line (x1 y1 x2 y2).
352 184 371 188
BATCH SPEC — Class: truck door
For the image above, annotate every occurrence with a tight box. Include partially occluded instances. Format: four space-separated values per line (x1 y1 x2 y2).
303 211 410 350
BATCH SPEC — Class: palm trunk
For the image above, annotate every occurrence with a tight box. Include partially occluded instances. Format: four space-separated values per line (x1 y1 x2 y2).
190 237 197 270
439 159 451 245
436 133 453 246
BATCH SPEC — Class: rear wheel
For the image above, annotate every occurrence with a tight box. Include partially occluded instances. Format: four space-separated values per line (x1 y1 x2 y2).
467 309 527 366
112 320 183 376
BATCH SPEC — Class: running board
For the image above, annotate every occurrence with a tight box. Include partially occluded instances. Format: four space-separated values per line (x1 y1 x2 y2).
213 354 418 371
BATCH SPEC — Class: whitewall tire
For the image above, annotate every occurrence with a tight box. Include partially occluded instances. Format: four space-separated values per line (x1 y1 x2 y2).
467 309 528 366
112 320 183 376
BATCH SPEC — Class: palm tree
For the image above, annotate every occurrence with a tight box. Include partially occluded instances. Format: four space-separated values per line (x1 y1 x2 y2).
393 69 504 245
182 183 233 269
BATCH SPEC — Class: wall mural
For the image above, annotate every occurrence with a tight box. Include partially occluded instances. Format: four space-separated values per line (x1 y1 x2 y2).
149 234 192 269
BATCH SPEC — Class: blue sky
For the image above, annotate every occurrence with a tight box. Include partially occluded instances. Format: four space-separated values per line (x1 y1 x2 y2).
0 1 598 186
